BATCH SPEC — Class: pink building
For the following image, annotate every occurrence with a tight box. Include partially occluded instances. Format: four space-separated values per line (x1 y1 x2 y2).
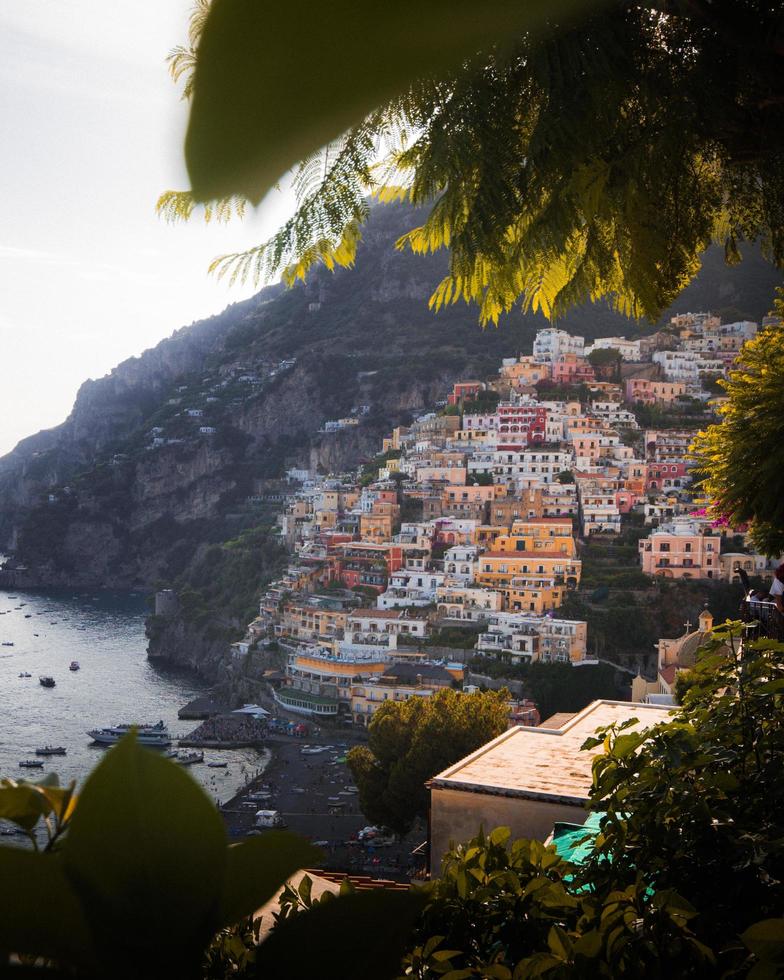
447 381 484 406
625 378 687 404
639 521 721 579
615 490 638 514
463 404 547 445
646 461 689 491
552 354 596 385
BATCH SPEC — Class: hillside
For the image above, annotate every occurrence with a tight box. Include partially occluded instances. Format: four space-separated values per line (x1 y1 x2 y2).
0 200 780 598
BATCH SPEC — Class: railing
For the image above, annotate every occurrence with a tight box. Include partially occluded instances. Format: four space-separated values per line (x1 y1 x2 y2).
741 599 784 642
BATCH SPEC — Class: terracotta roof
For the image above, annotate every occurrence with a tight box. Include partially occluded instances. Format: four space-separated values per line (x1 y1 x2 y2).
350 608 426 620
658 664 679 686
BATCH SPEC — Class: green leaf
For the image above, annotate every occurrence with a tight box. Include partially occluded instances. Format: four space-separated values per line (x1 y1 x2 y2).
255 890 424 979
219 833 322 927
489 826 511 846
61 734 227 978
185 0 592 204
742 919 784 962
0 780 51 831
0 848 95 970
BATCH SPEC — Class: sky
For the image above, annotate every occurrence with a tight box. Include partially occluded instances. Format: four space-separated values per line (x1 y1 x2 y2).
0 2 295 456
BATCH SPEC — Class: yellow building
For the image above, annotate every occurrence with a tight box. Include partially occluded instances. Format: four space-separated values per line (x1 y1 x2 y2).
491 517 576 558
476 551 581 608
277 602 348 643
506 580 565 613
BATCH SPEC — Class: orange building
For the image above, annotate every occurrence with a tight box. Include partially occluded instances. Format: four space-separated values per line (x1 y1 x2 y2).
476 551 582 608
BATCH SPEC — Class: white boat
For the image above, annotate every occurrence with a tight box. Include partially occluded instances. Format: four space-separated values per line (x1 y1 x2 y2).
177 750 204 766
87 721 172 747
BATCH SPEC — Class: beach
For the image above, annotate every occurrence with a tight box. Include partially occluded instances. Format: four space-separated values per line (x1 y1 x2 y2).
219 728 422 881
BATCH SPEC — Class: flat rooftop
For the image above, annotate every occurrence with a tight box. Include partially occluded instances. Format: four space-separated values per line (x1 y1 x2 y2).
431 700 673 806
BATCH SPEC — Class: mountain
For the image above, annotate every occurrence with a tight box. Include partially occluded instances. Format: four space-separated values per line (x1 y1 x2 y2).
0 200 781 597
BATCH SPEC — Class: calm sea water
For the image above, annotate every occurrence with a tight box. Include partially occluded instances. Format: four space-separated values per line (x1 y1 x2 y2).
0 587 263 805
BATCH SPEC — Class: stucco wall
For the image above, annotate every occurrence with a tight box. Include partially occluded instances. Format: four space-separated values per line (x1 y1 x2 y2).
430 786 588 874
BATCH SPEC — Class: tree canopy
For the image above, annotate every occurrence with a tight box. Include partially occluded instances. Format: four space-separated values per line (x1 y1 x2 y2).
163 0 784 324
691 290 784 555
347 687 508 835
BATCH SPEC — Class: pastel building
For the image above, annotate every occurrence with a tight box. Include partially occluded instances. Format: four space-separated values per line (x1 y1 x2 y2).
625 378 687 404
638 520 722 578
533 328 585 362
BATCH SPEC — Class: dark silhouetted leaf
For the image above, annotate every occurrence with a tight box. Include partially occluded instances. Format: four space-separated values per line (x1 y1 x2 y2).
254 889 424 979
61 734 227 978
0 849 95 970
219 832 322 927
185 0 590 203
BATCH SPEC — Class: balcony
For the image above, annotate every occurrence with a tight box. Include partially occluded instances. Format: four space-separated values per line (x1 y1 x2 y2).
741 599 784 642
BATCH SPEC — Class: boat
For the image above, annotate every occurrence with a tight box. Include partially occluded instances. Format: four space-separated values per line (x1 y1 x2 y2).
69 661 80 671
24 614 32 618
177 750 204 766
39 676 56 688
35 746 67 756
87 721 172 747
207 761 228 768
19 760 44 769
18 672 31 678
2 642 14 647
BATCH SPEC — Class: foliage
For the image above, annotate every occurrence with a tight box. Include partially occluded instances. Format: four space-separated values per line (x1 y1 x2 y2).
347 688 508 835
581 623 784 967
173 2 784 325
461 389 501 415
469 657 620 720
174 524 287 628
427 623 484 649
691 323 784 555
0 736 422 980
406 626 784 976
555 470 575 484
181 0 575 205
407 829 717 977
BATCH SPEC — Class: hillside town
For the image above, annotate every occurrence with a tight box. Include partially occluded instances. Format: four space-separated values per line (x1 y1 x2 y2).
211 311 782 725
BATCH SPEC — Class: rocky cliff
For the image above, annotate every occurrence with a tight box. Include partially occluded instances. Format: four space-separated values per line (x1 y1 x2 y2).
0 201 780 677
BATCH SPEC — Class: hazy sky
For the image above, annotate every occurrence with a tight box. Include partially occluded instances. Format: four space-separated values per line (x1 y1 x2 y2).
0 2 294 456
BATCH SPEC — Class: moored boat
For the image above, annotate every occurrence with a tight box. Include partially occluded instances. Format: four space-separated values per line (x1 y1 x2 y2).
69 661 80 671
87 721 172 747
19 760 44 769
177 750 204 766
35 746 67 756
39 676 56 688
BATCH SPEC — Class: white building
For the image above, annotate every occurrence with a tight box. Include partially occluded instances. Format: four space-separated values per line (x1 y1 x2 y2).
493 449 574 490
652 350 725 385
475 611 588 664
585 337 642 361
533 328 585 362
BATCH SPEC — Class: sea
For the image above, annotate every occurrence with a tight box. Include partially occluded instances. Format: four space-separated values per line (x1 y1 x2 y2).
0 586 265 807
